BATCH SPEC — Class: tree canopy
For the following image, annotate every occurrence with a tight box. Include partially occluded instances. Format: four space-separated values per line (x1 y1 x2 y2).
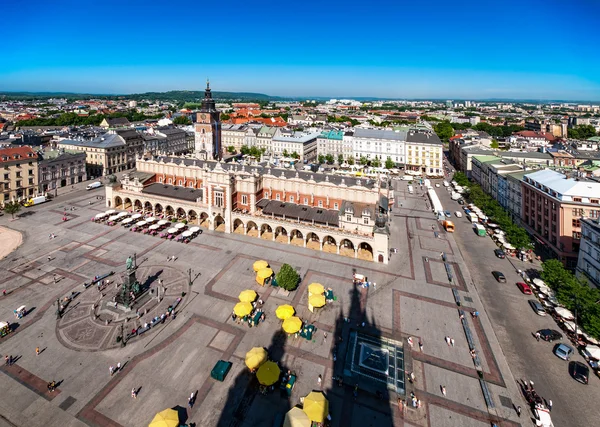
473 123 525 138
568 125 596 140
172 115 191 125
433 121 454 141
3 201 21 219
16 110 163 127
276 263 300 291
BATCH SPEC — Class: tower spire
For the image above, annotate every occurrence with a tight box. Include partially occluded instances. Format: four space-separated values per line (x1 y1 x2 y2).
206 78 210 90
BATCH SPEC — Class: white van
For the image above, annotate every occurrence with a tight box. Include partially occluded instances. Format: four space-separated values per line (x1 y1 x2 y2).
408 185 414 194
86 181 103 190
401 175 412 181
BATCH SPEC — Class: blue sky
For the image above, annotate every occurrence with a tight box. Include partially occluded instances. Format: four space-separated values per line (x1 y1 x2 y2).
2 0 600 100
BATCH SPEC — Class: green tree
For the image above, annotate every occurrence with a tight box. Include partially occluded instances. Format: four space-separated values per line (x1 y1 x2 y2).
568 125 596 140
359 156 369 166
347 157 355 165
4 201 21 219
371 158 381 167
325 154 334 164
385 157 395 169
434 120 454 141
240 145 250 155
276 263 300 291
282 149 289 157
453 171 469 187
318 155 326 164
490 139 499 149
220 113 231 121
291 152 300 159
337 154 344 165
173 115 191 125
227 145 236 154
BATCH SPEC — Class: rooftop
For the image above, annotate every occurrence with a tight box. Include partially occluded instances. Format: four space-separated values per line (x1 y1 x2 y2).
59 132 125 149
256 199 339 226
142 183 203 202
354 128 407 141
524 169 600 200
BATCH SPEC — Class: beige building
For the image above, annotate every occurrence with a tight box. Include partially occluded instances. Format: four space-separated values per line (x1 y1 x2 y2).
0 146 39 205
106 157 391 263
221 124 248 153
405 130 443 176
58 132 128 178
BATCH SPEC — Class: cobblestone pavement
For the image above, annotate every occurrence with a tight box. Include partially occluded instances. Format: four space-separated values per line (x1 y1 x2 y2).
0 183 526 427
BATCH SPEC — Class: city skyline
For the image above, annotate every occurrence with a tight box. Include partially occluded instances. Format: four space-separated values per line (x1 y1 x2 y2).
2 0 600 101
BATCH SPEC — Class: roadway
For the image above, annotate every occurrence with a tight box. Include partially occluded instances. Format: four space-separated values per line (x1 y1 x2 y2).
434 176 600 427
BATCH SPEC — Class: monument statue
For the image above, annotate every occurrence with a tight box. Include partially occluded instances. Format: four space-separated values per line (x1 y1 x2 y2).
117 253 141 309
126 256 133 271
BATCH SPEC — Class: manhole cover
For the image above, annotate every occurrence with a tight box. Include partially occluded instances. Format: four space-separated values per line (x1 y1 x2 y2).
463 296 473 303
498 395 513 409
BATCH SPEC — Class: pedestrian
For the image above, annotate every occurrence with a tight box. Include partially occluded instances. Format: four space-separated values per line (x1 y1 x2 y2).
547 399 552 411
373 282 376 290
529 380 534 388
407 336 413 348
441 385 446 396
171 255 176 262
36 347 40 356
2 289 5 296
117 362 121 371
131 388 137 399
110 366 114 376
410 372 416 383
188 392 194 407
167 256 171 262
516 405 521 417
418 341 423 352
450 338 455 347
445 336 451 346
4 355 8 366
470 349 476 358
535 331 540 342
47 256 51 262
317 374 322 386
323 332 327 343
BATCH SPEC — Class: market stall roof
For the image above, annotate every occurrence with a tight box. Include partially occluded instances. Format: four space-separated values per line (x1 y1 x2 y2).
117 212 129 217
554 307 574 320
122 218 133 224
181 230 193 238
95 212 107 219
131 213 142 220
585 344 600 360
257 199 339 226
189 226 200 233
167 227 178 234
533 278 546 287
563 320 583 334
105 209 116 214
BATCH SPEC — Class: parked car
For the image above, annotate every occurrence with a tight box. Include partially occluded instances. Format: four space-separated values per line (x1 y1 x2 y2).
455 211 462 218
494 249 506 259
492 271 506 283
457 199 465 205
537 329 562 342
528 299 546 316
435 183 440 187
554 343 574 361
516 282 532 294
444 210 451 217
569 361 590 384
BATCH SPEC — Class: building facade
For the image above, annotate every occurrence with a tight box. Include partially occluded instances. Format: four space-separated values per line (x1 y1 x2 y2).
154 128 189 155
352 128 406 165
38 148 87 195
105 157 391 263
272 131 320 161
316 130 353 161
194 82 222 160
577 217 600 288
521 169 600 269
58 132 129 177
0 146 39 205
221 124 248 153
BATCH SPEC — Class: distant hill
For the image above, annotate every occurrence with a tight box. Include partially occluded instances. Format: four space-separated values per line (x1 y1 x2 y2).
0 90 280 102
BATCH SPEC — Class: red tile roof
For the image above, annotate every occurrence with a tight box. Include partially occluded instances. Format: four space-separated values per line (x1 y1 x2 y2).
0 146 38 164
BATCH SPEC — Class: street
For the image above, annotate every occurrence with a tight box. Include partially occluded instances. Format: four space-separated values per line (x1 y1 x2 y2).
435 174 600 427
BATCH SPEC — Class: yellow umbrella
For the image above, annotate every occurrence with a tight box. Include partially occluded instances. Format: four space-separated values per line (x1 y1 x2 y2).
282 316 302 334
308 293 326 308
276 304 295 320
256 360 280 385
283 407 311 427
308 283 324 294
239 289 257 303
253 260 269 272
234 302 253 317
256 268 274 286
303 391 329 423
245 347 267 370
149 408 179 427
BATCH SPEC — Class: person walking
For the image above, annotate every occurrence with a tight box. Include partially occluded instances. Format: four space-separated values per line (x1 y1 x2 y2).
516 405 521 417
131 388 137 399
323 332 327 344
450 338 455 347
36 347 40 356
116 362 121 371
109 366 114 376
4 355 8 366
317 374 322 386
547 399 552 411
535 331 541 341
418 341 423 352
445 336 451 346
440 385 446 396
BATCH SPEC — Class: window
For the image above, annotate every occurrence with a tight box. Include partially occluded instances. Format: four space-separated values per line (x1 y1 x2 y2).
241 195 248 205
573 231 581 240
3 174 8 180
364 217 369 224
573 219 581 227
318 200 323 208
16 172 21 178
334 202 338 210
215 191 224 207
592 199 599 204
346 214 352 221
303 197 308 205
573 197 582 202
275 193 280 201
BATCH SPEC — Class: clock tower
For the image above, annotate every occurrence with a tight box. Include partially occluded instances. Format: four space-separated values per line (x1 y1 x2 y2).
194 80 222 160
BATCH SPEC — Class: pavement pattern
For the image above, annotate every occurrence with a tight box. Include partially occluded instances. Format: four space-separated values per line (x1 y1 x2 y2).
0 182 530 427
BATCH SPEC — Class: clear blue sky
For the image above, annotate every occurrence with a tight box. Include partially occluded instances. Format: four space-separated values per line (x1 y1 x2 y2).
2 0 600 100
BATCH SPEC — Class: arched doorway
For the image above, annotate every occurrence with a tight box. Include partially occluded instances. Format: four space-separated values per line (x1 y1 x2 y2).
290 229 303 246
144 201 153 214
199 212 209 227
123 197 132 210
114 196 123 209
134 200 142 211
214 215 225 231
358 242 374 261
378 254 384 263
188 210 198 223
247 221 258 237
165 205 174 218
274 226 288 243
233 219 244 234
306 232 320 250
176 207 186 220
260 224 273 240
155 203 163 216
322 236 337 254
339 238 355 258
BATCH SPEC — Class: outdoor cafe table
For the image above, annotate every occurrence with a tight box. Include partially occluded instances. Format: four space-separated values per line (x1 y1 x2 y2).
108 215 119 222
189 226 200 233
157 220 169 226
121 218 134 225
117 212 129 218
174 223 186 229
181 230 193 238
299 324 316 340
149 224 160 230
105 209 116 215
135 220 147 227
131 213 142 220
145 217 157 223
167 227 178 234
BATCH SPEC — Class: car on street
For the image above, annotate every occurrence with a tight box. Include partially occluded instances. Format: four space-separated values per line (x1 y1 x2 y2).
455 211 462 218
444 210 451 217
435 183 440 187
457 199 464 205
554 343 574 360
537 329 563 342
569 361 590 384
528 299 546 316
492 271 506 283
494 249 505 259
516 281 533 294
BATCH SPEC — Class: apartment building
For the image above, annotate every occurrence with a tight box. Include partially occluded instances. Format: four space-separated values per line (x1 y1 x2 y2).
221 124 249 153
272 131 320 162
577 217 600 288
58 132 128 178
316 130 353 161
0 146 39 204
38 148 87 195
256 126 279 152
405 130 443 176
521 169 600 269
352 128 406 165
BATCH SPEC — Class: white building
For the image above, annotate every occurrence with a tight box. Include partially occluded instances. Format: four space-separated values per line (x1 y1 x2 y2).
352 128 406 165
272 131 320 162
577 217 600 288
316 130 353 161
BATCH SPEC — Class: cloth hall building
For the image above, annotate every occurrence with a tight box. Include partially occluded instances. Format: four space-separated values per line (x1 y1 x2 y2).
105 157 391 263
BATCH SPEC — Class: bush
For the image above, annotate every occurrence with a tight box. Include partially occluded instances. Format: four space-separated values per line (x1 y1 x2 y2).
276 263 300 291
